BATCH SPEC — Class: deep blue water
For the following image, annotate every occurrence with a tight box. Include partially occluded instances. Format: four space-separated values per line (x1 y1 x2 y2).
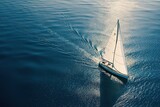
0 0 160 107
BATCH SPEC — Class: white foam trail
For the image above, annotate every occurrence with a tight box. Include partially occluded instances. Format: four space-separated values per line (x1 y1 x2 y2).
41 24 100 64
60 13 101 57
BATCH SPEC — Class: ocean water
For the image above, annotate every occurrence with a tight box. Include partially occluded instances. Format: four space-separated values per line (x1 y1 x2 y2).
0 0 160 107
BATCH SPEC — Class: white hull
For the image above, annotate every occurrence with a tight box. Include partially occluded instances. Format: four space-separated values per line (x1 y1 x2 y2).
99 61 128 80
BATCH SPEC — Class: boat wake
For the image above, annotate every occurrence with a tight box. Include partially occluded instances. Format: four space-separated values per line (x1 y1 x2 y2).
60 13 101 55
39 23 100 66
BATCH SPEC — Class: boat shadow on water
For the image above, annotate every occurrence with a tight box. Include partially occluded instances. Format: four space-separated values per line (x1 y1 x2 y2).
99 67 127 107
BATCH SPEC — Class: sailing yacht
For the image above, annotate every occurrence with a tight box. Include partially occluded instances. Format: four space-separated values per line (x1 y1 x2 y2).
99 20 128 80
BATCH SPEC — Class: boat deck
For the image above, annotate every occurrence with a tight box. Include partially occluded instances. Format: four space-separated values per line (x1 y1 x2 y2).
99 61 128 80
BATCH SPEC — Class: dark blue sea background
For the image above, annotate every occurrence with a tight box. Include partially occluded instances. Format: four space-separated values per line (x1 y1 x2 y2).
0 0 160 107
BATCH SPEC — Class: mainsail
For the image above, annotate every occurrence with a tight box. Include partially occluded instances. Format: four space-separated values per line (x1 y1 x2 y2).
102 20 128 75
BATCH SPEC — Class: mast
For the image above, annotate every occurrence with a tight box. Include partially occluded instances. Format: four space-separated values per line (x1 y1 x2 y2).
112 20 120 66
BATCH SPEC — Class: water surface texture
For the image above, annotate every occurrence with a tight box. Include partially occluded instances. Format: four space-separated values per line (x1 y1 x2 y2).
0 0 160 107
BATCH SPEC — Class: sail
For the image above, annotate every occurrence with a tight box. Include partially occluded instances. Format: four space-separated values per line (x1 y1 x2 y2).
113 25 128 75
103 20 128 75
103 24 118 63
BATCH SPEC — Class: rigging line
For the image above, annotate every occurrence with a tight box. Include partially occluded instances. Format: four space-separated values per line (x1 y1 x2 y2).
112 20 120 66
